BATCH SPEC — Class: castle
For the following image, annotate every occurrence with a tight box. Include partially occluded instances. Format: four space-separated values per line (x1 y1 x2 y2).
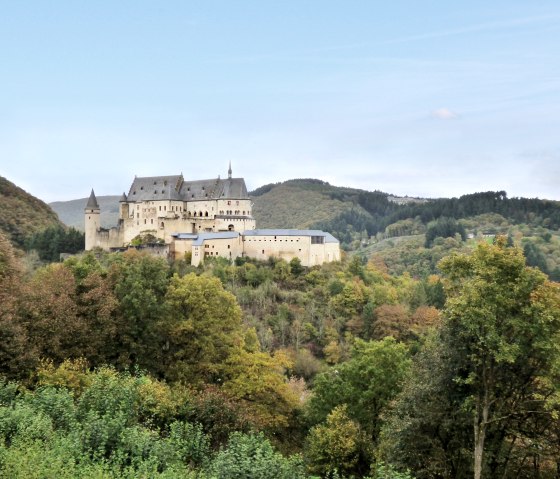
85 166 340 266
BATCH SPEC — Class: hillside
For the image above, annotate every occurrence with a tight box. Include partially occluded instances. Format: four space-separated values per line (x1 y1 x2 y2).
50 195 121 230
251 179 372 228
0 176 64 248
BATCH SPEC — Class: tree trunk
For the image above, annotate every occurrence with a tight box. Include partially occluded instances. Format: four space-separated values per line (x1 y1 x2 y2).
474 389 490 479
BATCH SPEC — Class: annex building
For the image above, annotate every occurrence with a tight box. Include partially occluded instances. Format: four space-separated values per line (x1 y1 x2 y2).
85 166 340 266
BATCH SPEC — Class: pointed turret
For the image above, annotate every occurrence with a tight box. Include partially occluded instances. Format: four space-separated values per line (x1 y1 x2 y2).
85 189 100 250
228 161 232 179
86 189 100 210
119 192 127 202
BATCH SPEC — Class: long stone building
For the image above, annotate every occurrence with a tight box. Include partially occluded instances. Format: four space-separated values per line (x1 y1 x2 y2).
85 166 340 266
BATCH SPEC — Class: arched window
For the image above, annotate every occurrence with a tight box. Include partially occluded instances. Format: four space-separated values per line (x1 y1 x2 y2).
199 211 203 217
205 211 209 217
228 224 234 231
161 222 164 228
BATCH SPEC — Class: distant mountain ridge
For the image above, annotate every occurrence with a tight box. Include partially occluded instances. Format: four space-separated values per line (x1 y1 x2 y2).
0 176 63 248
49 180 560 250
50 195 121 230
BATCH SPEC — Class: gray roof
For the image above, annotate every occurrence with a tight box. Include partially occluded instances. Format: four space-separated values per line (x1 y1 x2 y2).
172 233 199 240
128 175 184 202
85 189 99 209
119 192 127 202
127 174 249 202
181 177 248 200
243 229 339 243
192 232 240 246
171 232 241 246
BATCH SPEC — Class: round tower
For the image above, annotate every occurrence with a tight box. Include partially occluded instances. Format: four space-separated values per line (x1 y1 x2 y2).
119 192 129 221
84 189 100 250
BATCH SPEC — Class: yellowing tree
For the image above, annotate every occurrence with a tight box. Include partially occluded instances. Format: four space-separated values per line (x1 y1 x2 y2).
163 273 243 384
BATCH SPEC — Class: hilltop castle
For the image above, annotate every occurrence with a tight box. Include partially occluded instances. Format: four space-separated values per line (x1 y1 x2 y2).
85 166 340 266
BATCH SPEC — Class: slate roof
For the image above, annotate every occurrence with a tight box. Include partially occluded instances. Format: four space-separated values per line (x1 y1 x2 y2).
127 175 249 202
243 229 339 243
171 232 241 246
86 189 99 209
128 175 184 202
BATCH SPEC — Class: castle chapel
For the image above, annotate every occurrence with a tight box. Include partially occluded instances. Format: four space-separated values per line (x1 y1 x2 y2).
85 165 340 267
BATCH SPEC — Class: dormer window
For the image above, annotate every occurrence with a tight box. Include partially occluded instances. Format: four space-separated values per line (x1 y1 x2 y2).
140 186 144 190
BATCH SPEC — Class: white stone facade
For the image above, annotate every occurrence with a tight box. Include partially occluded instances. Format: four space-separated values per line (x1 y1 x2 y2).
85 170 340 267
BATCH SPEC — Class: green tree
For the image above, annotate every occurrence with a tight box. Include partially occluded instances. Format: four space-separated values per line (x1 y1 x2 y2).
305 404 370 477
208 432 305 479
163 273 243 384
306 337 411 440
438 237 560 479
108 250 169 371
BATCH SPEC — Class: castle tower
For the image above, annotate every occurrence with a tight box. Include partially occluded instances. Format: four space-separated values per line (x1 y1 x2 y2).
119 192 129 221
84 189 100 250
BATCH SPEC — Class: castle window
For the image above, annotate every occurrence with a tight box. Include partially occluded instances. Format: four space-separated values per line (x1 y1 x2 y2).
199 211 202 216
140 186 144 190
164 206 166 211
227 245 230 249
153 181 156 185
159 206 161 211
144 219 147 224
205 212 208 217
227 201 231 205
151 219 153 224
262 250 264 254
137 213 139 219
162 190 165 194
133 191 136 195
161 222 164 228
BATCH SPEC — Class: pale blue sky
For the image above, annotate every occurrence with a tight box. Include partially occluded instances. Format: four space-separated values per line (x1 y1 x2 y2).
1 1 559 201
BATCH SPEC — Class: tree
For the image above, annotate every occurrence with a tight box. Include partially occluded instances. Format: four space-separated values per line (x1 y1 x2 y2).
108 251 169 371
438 237 560 479
223 335 299 430
208 432 305 478
306 337 411 441
163 273 243 384
305 405 370 477
0 232 34 378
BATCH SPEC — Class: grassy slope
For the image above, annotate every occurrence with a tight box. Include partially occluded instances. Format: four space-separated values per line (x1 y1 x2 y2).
0 176 64 248
50 196 121 230
251 180 374 229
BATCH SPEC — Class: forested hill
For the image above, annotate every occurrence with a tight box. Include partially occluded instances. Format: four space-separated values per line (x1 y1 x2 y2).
0 176 63 248
251 180 560 247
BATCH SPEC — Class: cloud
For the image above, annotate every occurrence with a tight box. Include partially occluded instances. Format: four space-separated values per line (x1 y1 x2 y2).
432 108 459 120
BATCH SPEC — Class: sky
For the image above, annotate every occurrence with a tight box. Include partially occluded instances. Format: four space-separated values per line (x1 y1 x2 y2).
1 1 559 202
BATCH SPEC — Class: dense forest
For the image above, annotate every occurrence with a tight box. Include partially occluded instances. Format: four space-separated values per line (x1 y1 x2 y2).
2 228 560 478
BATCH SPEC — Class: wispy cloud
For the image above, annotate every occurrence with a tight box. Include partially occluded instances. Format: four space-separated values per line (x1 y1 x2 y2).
432 108 459 120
